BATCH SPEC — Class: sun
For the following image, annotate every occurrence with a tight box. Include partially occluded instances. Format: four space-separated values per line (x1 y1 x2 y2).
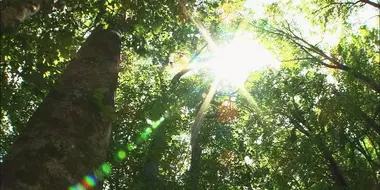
205 32 279 86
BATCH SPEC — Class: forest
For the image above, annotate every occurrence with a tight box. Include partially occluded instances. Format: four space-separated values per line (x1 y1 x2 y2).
0 0 379 189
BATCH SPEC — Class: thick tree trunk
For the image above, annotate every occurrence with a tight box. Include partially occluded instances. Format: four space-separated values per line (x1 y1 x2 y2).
0 0 55 34
142 122 167 190
1 28 121 189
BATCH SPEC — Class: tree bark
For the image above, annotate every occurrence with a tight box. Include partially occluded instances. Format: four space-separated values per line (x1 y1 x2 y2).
0 0 55 34
188 99 206 190
1 28 121 189
188 94 215 190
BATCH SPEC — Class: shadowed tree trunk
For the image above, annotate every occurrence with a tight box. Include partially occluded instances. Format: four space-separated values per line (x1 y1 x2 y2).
189 133 201 190
286 114 349 189
0 0 55 34
315 135 349 190
141 74 172 190
333 91 380 136
142 122 167 189
188 100 206 190
1 27 121 189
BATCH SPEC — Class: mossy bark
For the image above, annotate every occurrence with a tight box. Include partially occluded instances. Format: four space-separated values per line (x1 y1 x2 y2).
1 28 121 189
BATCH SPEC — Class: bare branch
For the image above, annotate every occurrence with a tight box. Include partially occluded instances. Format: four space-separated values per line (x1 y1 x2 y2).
360 0 380 9
170 43 208 87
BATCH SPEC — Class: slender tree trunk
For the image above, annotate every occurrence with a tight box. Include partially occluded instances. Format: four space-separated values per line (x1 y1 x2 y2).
141 73 171 190
189 135 201 190
334 91 380 135
1 28 121 189
142 121 167 190
287 118 349 189
188 98 209 190
0 0 55 34
299 37 380 94
315 136 349 190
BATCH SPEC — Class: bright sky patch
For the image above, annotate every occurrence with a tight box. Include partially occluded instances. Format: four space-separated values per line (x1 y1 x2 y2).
205 31 280 87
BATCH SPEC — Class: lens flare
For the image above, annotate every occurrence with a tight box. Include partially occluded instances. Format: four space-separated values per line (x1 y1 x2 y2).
152 118 164 129
116 150 126 161
68 1 280 189
94 168 105 181
145 127 152 134
101 163 111 175
127 143 134 151
84 175 97 187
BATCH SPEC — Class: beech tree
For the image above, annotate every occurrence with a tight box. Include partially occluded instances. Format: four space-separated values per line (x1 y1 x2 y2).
1 27 121 189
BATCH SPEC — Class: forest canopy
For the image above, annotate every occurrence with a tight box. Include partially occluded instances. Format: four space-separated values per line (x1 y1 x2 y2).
0 0 379 189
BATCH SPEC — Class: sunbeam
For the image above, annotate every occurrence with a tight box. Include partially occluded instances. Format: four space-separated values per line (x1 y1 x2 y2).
190 80 219 146
238 86 262 114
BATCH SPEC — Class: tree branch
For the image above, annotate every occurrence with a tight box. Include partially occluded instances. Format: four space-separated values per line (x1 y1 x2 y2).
360 0 380 9
312 1 362 14
170 43 208 86
268 23 380 94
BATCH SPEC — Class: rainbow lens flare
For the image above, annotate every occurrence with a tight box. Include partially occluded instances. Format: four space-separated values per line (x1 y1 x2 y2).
68 116 166 189
82 174 97 188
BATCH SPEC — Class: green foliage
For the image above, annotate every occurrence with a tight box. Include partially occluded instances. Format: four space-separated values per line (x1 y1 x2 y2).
91 87 116 118
1 0 379 189
299 0 367 29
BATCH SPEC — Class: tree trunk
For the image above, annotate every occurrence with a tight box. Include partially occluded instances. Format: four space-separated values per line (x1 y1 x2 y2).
287 117 349 189
334 91 380 135
1 28 121 189
189 135 201 190
142 121 167 190
315 136 349 190
188 96 214 190
0 0 55 34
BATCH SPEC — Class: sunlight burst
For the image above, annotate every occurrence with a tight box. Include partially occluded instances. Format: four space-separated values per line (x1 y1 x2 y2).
206 32 279 87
